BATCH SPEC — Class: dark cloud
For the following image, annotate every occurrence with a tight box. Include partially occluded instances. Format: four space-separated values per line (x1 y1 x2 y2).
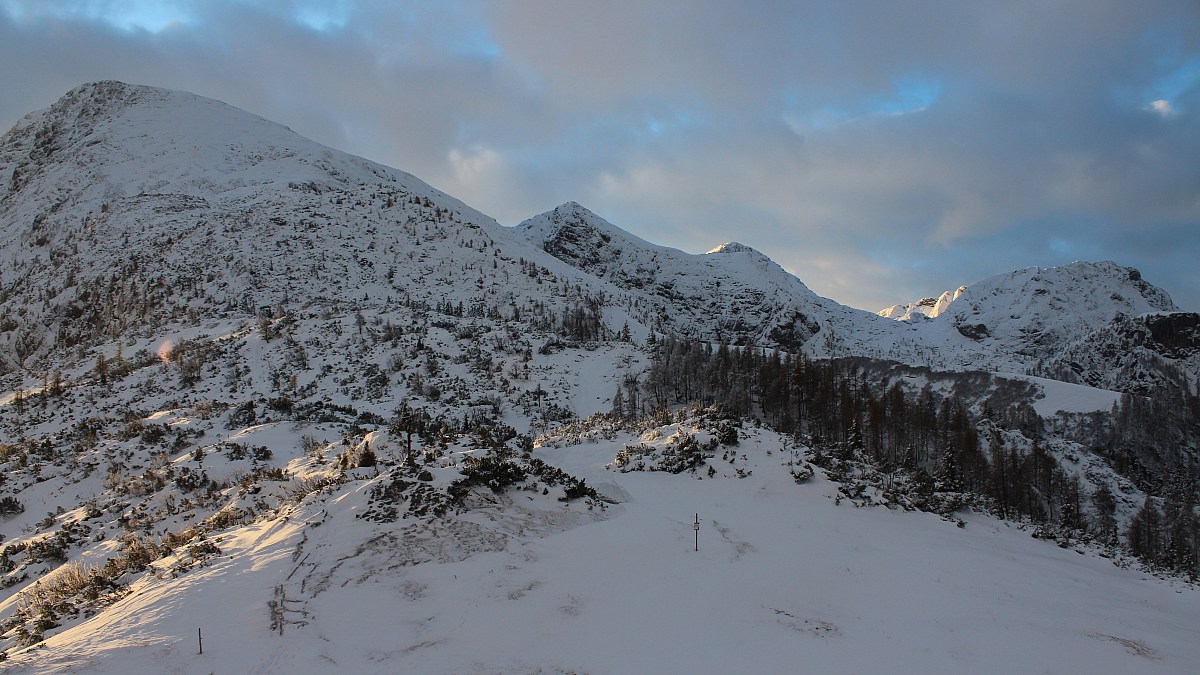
2 0 1198 311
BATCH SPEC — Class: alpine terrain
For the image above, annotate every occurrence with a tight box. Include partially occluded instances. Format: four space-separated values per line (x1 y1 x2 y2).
0 82 1197 673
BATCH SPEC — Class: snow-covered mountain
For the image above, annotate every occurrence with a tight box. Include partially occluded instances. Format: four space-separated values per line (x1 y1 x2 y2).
0 81 633 372
516 201 903 355
2 81 1192 383
1 82 1198 672
0 82 882 377
877 262 1193 387
878 287 964 321
881 261 1176 344
519 202 1198 385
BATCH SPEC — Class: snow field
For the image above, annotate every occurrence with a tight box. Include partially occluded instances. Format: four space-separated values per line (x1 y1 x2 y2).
9 422 1197 673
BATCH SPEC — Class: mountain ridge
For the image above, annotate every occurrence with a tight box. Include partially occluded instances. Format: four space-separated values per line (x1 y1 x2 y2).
2 81 1194 390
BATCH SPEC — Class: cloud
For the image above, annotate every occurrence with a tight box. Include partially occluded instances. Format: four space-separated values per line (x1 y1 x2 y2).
1 0 1198 312
1149 99 1175 116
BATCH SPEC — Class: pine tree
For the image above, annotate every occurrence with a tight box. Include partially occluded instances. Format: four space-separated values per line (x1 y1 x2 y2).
94 353 108 385
623 374 640 420
610 386 625 420
1127 495 1163 566
935 444 963 493
1090 484 1118 545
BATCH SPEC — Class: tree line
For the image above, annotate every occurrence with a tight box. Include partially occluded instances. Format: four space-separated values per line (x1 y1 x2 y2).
638 335 1199 578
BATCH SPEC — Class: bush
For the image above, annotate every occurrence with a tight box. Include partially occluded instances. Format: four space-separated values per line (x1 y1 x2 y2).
357 447 377 468
790 463 815 484
449 454 528 500
267 397 294 414
714 422 739 446
0 497 24 517
562 477 598 501
25 535 69 565
226 401 257 429
140 424 167 446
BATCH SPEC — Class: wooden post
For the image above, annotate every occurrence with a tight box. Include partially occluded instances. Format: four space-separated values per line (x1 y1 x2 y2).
693 513 700 552
198 627 203 655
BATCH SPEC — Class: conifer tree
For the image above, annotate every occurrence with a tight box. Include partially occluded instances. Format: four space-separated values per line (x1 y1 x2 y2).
1128 495 1163 565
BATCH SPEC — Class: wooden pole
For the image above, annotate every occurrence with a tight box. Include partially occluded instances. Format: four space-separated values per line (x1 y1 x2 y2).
198 627 203 655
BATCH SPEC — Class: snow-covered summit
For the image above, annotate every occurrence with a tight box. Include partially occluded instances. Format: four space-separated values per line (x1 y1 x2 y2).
0 81 628 369
948 261 1176 321
882 261 1175 325
875 261 1182 368
878 287 964 321
1 80 487 222
705 241 763 257
517 202 899 352
515 201 669 276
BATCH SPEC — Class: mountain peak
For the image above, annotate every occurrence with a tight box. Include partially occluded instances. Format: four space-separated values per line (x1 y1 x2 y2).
705 241 763 257
516 201 658 253
970 260 1177 314
880 260 1176 323
1 79 477 224
552 200 589 214
6 81 191 140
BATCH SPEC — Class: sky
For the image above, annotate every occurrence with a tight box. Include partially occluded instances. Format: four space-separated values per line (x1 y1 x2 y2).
1 1 1198 312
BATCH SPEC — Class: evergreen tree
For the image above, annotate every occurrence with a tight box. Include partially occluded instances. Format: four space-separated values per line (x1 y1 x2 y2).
1089 484 1118 545
1128 495 1163 566
610 386 625 420
94 353 108 385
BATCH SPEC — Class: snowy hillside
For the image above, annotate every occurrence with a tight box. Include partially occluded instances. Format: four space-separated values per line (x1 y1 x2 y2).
1 81 1198 671
0 81 658 374
1040 311 1200 392
4 416 1198 674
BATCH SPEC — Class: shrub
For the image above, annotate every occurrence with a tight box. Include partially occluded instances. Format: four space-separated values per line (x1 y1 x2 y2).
449 454 528 500
357 447 377 467
0 497 24 517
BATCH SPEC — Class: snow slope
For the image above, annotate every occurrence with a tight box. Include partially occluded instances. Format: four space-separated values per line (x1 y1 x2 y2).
4 421 1196 673
1000 373 1123 417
